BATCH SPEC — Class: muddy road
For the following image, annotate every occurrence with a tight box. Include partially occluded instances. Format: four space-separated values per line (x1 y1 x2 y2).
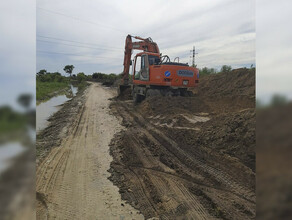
36 83 143 219
36 68 255 219
109 100 255 219
109 68 256 219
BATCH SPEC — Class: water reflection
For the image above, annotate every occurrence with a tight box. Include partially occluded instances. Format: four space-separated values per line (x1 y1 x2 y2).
0 142 25 174
36 85 78 133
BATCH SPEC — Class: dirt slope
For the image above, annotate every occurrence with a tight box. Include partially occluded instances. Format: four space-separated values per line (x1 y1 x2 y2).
194 68 255 97
36 84 143 219
257 103 292 219
109 68 256 219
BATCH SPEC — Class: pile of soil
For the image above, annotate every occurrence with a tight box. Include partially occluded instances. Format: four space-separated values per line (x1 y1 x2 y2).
109 68 256 219
257 103 292 219
138 95 254 117
194 68 255 97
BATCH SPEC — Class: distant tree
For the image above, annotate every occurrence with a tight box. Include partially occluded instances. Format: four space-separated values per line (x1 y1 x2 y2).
17 94 32 110
63 65 75 77
270 94 288 106
256 99 264 109
92 72 99 79
209 68 217 74
220 65 232 73
37 69 47 75
198 66 219 77
77 72 86 82
53 72 61 76
200 67 209 75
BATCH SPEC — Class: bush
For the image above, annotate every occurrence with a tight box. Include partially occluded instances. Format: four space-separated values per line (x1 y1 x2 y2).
54 75 64 82
220 65 232 73
91 72 121 84
199 67 217 76
270 94 288 107
36 71 67 83
77 72 86 83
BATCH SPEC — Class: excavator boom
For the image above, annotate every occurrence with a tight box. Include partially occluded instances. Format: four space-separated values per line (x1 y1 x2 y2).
122 35 160 85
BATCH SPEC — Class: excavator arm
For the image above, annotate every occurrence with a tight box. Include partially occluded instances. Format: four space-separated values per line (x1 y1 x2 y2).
122 34 160 85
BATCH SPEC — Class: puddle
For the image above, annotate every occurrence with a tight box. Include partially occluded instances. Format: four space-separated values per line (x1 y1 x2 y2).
0 142 25 175
36 85 78 133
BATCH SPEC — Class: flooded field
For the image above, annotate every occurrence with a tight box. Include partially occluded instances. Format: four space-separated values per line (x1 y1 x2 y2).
0 142 25 174
36 85 77 132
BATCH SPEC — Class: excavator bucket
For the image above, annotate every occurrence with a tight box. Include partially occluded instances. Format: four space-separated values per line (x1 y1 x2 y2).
118 84 131 97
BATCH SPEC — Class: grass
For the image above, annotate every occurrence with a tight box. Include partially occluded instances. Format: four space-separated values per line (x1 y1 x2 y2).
0 107 27 134
36 81 70 103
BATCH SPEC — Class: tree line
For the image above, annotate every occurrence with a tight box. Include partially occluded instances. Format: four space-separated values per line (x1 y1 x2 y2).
37 65 121 84
197 65 255 76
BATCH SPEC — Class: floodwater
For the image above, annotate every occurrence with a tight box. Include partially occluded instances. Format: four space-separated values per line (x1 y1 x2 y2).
0 142 25 175
36 85 78 133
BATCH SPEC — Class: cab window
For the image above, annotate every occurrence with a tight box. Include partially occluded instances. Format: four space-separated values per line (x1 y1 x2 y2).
148 55 160 65
141 55 145 69
134 56 141 79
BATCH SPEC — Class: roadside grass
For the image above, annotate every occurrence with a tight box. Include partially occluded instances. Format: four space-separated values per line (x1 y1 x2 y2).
36 81 70 103
0 106 27 134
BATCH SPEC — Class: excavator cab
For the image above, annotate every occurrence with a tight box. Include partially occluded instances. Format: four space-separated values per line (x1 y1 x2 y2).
133 53 161 81
133 53 149 81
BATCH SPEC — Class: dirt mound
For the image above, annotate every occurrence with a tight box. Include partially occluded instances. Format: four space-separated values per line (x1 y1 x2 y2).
108 68 256 219
138 95 254 117
137 68 255 116
257 103 292 219
194 68 255 97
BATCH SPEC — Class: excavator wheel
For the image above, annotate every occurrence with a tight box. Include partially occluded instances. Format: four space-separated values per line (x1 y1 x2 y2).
133 91 144 103
180 89 194 97
187 91 194 97
146 89 162 98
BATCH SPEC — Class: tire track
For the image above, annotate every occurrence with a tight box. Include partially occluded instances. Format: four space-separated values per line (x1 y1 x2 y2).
109 99 256 219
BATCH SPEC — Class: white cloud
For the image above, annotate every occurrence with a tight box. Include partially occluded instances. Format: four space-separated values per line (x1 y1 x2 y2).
0 0 35 109
36 0 255 74
256 0 292 101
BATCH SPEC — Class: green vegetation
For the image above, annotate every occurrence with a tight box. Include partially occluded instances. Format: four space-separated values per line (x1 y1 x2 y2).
17 94 32 111
77 72 86 83
270 94 288 106
36 70 70 103
198 65 255 77
36 66 121 102
63 65 75 77
36 81 70 102
198 67 217 76
220 65 232 73
257 94 289 109
0 106 27 133
91 72 121 83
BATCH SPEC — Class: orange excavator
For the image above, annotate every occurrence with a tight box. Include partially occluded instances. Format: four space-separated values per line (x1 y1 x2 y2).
119 34 199 102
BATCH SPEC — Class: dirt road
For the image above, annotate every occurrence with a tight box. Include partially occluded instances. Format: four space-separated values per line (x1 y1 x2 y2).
108 69 256 219
36 68 255 219
36 83 143 219
109 100 255 219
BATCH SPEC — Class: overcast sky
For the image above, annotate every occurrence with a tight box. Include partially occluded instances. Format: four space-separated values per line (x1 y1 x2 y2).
36 0 255 75
1 0 291 109
0 0 35 110
256 0 292 103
